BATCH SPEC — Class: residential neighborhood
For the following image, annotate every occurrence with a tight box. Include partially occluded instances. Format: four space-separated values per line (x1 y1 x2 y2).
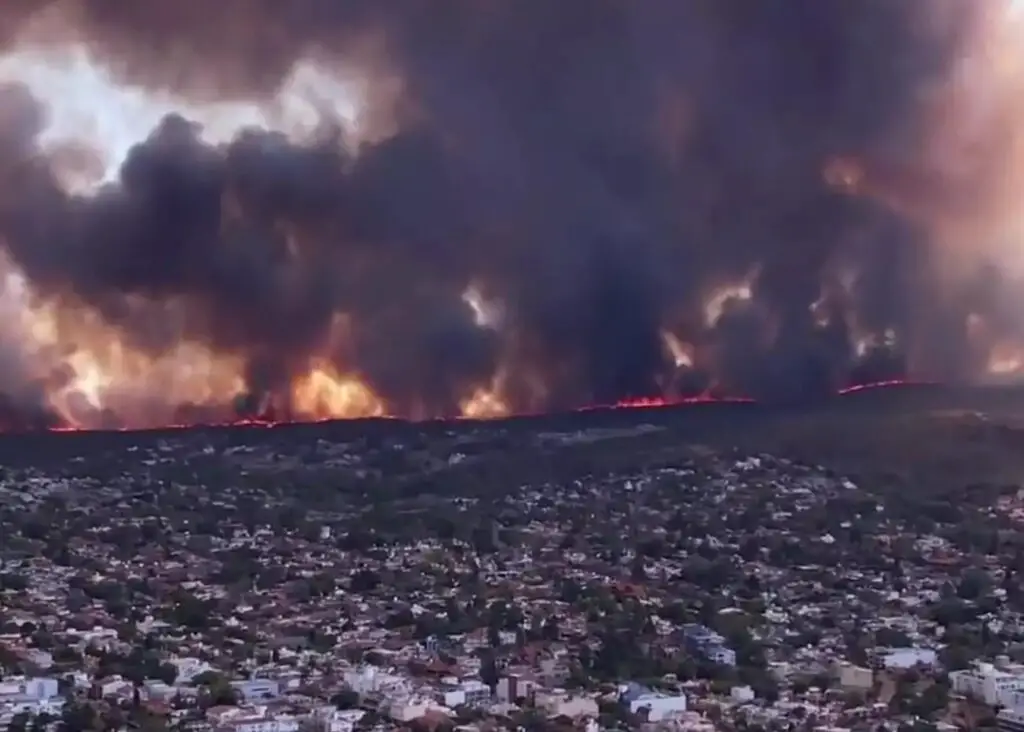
0 415 1018 732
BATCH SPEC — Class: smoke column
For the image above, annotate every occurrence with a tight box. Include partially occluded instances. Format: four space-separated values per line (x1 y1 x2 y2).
0 0 1019 429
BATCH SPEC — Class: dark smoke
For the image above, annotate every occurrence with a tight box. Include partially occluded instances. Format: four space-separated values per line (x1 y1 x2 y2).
0 0 1011 426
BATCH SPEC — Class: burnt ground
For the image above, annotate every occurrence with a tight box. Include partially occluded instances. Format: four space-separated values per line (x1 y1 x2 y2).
0 382 1023 502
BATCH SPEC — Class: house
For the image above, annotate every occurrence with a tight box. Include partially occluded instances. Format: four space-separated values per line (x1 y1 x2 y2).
951 662 1024 706
879 647 938 670
836 662 874 690
0 677 65 727
534 691 599 719
619 683 687 722
497 672 536 703
310 707 365 732
173 657 215 684
386 695 451 722
207 705 300 732
231 679 282 703
682 624 737 668
440 679 490 708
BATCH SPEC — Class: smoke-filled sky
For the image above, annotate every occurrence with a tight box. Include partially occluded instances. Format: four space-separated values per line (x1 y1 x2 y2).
0 0 1020 429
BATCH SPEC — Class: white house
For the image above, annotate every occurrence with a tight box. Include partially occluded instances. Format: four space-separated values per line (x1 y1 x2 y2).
951 662 1024 706
880 647 938 670
618 684 687 722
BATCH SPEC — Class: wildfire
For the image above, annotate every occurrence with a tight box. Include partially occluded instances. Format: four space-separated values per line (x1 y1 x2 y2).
0 5 1020 436
660 330 694 369
462 283 504 330
703 271 757 328
459 386 510 419
853 329 898 358
291 363 385 421
988 343 1024 376
16 296 246 427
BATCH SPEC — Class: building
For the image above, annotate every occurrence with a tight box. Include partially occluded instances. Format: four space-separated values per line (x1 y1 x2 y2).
497 672 537 704
534 691 599 720
682 624 737 668
231 679 282 703
144 680 176 700
206 705 300 732
310 707 365 732
731 686 755 704
951 662 1024 706
386 695 450 722
343 666 408 697
440 679 491 708
879 647 938 670
0 677 64 727
620 683 688 722
23 650 53 670
0 678 59 701
706 645 737 666
423 635 440 657
837 662 874 690
998 707 1024 732
172 657 215 684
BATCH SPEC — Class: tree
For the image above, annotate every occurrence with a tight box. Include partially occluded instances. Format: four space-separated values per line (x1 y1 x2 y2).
349 569 381 593
331 689 360 709
630 555 647 582
60 701 97 732
479 649 499 689
167 592 214 630
0 573 29 592
912 681 950 719
195 672 239 708
541 616 560 641
957 568 990 601
8 712 30 732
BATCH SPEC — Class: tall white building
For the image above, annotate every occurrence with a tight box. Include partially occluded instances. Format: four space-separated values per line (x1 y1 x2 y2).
440 679 491 708
0 677 64 727
342 666 407 697
619 683 687 722
951 662 1024 706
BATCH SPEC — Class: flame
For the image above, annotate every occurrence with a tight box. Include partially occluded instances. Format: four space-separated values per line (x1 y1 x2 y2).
291 363 385 420
459 386 510 419
0 10 1016 433
15 296 247 427
462 283 504 329
0 26 401 429
703 270 757 328
660 330 694 369
989 344 1024 375
853 328 898 359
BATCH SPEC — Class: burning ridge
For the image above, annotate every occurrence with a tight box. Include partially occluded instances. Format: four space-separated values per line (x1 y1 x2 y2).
25 379 932 437
0 1 1019 431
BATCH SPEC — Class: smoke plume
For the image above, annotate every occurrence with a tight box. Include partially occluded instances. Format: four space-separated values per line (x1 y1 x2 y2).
0 0 1018 428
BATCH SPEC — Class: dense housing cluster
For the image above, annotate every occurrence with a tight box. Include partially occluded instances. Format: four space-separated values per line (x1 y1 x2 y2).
0 401 1021 732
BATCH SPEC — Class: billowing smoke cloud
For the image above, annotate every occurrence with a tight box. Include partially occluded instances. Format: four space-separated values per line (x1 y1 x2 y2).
0 0 1017 429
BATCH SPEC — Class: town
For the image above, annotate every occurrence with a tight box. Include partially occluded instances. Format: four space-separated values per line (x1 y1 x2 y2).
0 409 1019 732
